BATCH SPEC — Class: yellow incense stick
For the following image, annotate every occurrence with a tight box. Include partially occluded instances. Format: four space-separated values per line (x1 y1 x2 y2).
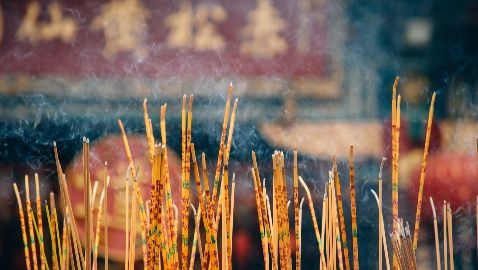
391 77 399 270
25 175 39 270
443 201 448 270
371 189 390 270
13 183 32 270
447 203 454 270
299 176 327 269
430 197 441 270
412 92 436 250
34 174 46 270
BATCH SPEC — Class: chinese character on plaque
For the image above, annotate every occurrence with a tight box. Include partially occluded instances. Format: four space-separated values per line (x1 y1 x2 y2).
165 2 227 52
16 2 77 44
240 0 288 59
91 0 150 60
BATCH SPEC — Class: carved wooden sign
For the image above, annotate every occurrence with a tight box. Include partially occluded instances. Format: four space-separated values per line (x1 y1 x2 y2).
0 0 335 78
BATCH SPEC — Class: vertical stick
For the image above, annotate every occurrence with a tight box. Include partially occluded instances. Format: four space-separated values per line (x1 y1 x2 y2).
125 177 130 270
298 198 305 270
25 175 39 270
180 95 190 270
349 146 359 270
447 203 454 270
229 174 236 256
378 158 386 270
391 77 399 270
293 151 300 270
34 174 46 270
430 197 441 270
84 138 92 270
370 189 390 270
299 176 327 269
443 201 448 270
13 183 32 270
105 165 109 270
413 92 436 250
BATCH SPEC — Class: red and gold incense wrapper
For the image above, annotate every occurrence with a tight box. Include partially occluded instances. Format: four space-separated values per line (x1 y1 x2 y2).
333 156 350 270
349 146 359 270
25 175 39 270
299 176 327 269
412 92 437 250
13 183 32 270
391 77 399 270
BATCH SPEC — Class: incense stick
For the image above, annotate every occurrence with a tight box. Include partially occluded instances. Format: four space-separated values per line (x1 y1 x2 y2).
189 203 202 270
29 211 50 270
293 151 300 270
45 198 58 270
378 157 386 270
333 156 350 270
13 183 32 270
430 197 441 270
298 197 304 270
25 175 39 270
371 189 390 270
412 92 436 250
299 176 327 269
391 77 399 270
443 201 448 270
447 203 454 270
34 174 46 270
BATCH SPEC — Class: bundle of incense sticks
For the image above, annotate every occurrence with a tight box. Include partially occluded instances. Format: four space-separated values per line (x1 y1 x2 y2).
12 78 477 270
389 219 417 270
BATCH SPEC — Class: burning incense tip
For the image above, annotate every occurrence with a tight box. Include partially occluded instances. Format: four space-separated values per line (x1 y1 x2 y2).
53 141 56 147
83 136 86 142
379 157 387 179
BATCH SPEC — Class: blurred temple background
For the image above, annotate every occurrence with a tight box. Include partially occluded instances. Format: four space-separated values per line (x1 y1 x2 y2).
0 0 477 269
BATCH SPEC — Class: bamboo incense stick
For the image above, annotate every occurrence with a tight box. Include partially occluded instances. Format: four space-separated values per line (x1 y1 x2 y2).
378 157 386 270
189 204 202 270
293 151 300 270
298 197 305 270
92 182 106 270
50 193 62 270
45 198 58 270
333 156 350 270
371 189 390 270
412 92 437 250
125 174 130 270
252 166 270 269
29 211 50 270
53 142 85 268
443 201 448 270
25 175 39 270
348 146 359 270
34 174 46 270
476 196 478 267
181 95 189 270
104 164 109 270
210 83 233 231
429 197 441 270
447 203 454 270
299 176 327 269
84 138 92 270
391 77 399 270
13 183 32 270
230 173 236 254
